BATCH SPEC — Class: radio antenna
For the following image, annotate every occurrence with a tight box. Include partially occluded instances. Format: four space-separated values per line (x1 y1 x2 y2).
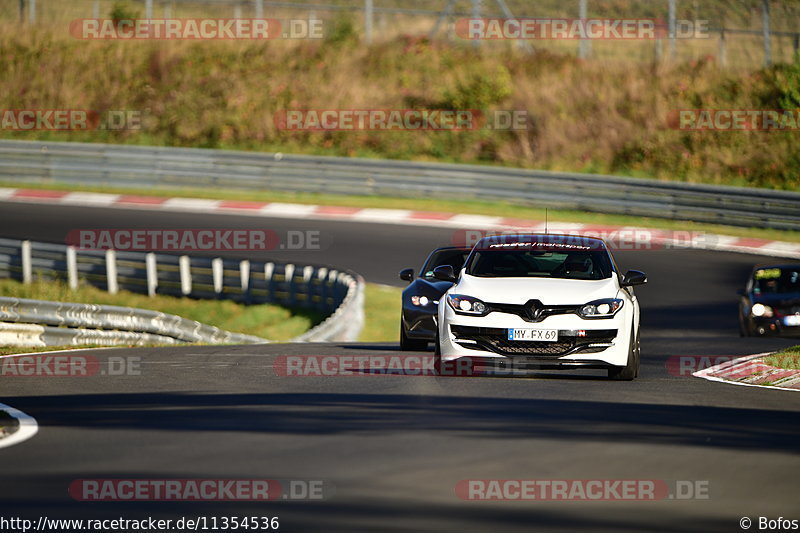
545 208 549 234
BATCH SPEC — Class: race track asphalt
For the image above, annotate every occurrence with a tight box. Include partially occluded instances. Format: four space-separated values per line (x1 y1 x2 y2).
0 201 798 533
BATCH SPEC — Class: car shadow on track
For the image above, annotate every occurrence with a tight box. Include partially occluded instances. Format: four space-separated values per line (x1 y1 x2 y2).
10 392 799 453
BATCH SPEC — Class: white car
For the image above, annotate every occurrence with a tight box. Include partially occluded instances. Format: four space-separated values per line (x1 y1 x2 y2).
433 234 647 380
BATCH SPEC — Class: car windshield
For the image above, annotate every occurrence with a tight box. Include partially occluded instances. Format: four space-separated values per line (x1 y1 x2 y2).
421 249 470 278
465 249 613 280
753 267 800 294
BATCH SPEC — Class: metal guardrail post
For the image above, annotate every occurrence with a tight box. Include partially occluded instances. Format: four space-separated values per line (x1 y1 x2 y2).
470 0 481 49
285 263 296 306
66 246 78 290
762 0 772 67
146 252 158 297
212 257 223 296
303 265 314 309
21 240 32 284
578 0 590 59
106 249 118 294
328 270 338 311
240 259 251 303
317 267 328 312
655 35 663 63
265 262 275 301
364 0 373 44
179 255 191 296
429 0 455 40
668 0 677 61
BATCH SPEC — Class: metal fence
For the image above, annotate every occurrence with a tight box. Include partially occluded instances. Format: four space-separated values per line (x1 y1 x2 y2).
0 139 798 231
0 237 365 343
7 0 800 68
0 296 270 345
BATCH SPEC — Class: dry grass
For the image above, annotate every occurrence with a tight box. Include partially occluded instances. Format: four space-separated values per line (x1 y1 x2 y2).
0 11 799 190
764 346 800 370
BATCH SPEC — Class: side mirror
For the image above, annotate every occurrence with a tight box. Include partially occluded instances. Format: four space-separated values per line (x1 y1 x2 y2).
433 265 457 283
399 268 414 282
621 270 647 287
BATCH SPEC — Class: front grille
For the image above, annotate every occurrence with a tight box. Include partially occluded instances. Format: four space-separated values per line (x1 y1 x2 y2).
451 325 617 357
486 301 579 323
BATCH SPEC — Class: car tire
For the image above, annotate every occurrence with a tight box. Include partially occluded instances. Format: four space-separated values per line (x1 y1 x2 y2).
739 315 750 337
433 328 443 375
400 323 428 351
608 325 639 381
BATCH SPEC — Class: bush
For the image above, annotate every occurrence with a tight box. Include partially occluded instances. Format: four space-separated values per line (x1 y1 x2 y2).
325 15 359 47
439 65 513 110
110 1 139 23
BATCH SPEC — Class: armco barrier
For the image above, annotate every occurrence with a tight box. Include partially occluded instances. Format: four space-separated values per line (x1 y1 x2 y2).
0 321 183 348
0 297 269 345
0 238 364 344
0 140 798 230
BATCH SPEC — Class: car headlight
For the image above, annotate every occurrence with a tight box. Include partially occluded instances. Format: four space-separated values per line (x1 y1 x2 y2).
578 298 624 319
411 295 431 306
447 294 488 315
751 303 773 317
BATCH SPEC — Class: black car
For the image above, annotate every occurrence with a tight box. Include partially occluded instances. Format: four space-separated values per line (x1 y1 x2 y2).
399 246 471 350
738 263 800 337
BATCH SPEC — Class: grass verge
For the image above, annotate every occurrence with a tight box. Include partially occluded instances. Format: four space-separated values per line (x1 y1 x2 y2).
360 284 402 343
764 346 800 370
3 180 799 244
0 279 323 341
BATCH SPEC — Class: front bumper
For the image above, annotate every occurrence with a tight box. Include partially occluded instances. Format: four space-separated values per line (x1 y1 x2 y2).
402 307 438 341
439 306 632 367
748 315 800 337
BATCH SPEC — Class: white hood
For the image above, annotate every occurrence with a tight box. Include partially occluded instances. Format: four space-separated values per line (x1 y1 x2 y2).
453 274 619 305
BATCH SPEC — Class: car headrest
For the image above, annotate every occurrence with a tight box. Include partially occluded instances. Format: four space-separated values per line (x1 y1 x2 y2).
564 258 591 273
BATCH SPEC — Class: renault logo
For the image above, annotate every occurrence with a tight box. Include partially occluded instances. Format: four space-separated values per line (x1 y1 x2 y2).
526 299 544 321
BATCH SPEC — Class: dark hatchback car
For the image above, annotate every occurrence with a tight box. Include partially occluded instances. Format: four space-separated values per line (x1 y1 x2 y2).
738 263 800 337
399 246 471 350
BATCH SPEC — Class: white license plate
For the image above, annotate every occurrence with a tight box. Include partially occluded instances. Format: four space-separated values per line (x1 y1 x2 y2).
784 315 800 326
508 328 559 342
